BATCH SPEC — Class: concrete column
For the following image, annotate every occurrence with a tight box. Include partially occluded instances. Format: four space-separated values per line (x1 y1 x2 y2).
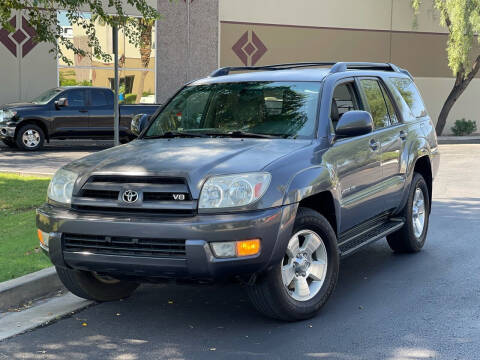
156 0 219 103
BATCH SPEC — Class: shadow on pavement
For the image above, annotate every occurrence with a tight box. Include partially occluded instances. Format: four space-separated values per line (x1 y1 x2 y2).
0 199 478 359
0 140 113 153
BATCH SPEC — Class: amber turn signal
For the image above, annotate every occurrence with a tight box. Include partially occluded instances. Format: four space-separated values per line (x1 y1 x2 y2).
236 239 261 257
37 229 45 246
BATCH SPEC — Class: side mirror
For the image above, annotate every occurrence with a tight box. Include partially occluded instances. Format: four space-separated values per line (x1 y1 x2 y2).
131 113 150 137
335 110 373 138
55 98 68 108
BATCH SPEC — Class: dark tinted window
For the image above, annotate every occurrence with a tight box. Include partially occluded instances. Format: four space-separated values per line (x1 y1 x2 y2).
65 89 85 107
90 89 108 106
331 82 360 131
388 77 427 118
359 79 390 129
380 85 399 124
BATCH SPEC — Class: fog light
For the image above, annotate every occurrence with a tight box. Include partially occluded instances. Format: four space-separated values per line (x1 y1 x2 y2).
211 241 236 258
236 239 261 257
37 229 50 251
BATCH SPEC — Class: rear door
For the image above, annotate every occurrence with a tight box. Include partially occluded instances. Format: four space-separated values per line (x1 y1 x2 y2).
87 88 114 137
51 88 89 137
357 77 406 213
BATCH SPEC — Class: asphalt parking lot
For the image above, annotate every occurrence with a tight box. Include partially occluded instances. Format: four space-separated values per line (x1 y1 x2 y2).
0 140 112 175
0 144 479 359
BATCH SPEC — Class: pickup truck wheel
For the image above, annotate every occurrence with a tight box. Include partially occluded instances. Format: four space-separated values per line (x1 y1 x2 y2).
1 138 17 148
55 267 139 302
247 207 339 321
387 173 430 253
15 124 45 151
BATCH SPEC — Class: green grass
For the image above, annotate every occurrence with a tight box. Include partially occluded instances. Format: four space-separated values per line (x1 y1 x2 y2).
0 173 52 282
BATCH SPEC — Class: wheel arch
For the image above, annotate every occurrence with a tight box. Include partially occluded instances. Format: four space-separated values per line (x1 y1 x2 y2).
283 166 340 234
15 119 49 141
412 155 433 209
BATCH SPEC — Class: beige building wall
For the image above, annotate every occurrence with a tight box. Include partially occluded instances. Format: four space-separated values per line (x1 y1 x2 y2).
0 11 57 105
219 0 480 134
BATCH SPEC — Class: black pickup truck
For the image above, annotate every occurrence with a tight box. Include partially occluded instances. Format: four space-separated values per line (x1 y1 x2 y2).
0 86 159 150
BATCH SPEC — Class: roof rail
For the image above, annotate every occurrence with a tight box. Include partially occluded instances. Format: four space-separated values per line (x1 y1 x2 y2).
209 62 336 77
209 61 408 78
329 62 401 73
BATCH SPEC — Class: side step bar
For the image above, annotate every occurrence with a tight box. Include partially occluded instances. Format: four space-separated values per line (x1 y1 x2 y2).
338 218 405 257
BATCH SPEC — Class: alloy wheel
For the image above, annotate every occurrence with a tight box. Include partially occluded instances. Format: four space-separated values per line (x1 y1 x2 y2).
22 129 40 148
412 187 426 238
282 229 328 302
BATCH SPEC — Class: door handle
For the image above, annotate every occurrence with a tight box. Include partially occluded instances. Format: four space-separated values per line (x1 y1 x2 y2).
79 109 88 113
399 130 408 140
369 139 379 151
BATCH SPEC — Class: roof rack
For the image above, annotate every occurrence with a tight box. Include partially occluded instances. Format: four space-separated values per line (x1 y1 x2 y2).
209 61 412 78
210 62 336 77
329 62 400 73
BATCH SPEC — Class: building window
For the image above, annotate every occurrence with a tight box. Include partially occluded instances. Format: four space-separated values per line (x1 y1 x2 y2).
57 11 156 104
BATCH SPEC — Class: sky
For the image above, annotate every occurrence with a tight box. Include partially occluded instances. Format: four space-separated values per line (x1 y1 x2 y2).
57 11 91 27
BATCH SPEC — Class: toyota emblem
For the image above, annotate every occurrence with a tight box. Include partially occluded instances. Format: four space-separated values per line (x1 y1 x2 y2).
122 190 139 203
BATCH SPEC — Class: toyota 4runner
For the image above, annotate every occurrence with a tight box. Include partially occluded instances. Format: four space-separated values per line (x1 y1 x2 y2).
37 62 440 321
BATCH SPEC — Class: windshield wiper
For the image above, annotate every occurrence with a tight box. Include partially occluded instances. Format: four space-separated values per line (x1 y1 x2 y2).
206 131 282 139
143 131 208 139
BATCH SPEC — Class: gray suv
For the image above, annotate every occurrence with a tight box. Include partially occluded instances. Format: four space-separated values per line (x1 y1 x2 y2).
37 62 440 321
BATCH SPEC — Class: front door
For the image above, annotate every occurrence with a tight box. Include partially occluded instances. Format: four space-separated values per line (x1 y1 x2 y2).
52 88 89 137
323 79 383 233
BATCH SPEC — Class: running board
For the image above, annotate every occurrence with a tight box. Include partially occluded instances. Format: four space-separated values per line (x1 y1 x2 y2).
338 218 405 257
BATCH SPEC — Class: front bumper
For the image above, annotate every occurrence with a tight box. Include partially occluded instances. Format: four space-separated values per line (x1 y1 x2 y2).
36 203 298 280
0 126 16 138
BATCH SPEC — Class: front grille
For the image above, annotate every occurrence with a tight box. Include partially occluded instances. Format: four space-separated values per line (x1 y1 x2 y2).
143 192 191 202
88 175 186 185
82 189 119 199
73 175 195 217
63 233 186 258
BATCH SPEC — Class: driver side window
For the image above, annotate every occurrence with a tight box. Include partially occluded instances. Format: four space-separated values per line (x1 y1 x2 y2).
331 82 360 132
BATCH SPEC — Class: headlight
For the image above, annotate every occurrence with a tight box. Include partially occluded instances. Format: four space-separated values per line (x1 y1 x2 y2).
199 172 271 209
47 168 78 204
3 110 17 119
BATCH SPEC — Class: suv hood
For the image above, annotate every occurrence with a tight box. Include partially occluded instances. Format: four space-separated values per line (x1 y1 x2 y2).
66 138 312 193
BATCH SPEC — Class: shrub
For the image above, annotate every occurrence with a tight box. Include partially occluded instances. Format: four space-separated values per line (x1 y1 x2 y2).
451 119 477 136
124 93 137 104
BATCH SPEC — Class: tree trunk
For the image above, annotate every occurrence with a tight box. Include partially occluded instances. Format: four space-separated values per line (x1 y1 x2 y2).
135 70 148 104
436 55 480 135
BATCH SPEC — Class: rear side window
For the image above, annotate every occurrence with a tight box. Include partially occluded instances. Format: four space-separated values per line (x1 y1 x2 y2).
380 86 399 125
89 89 108 106
359 79 390 129
388 78 427 118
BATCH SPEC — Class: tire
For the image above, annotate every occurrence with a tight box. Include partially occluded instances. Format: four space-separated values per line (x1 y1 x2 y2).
247 207 339 321
56 267 139 302
15 124 45 151
387 172 430 253
1 138 17 148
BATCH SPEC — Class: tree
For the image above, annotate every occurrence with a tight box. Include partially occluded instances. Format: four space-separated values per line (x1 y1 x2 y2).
412 0 480 135
0 0 160 65
135 18 154 103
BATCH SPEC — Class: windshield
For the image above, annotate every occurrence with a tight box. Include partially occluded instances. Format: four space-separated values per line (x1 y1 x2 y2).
31 88 63 104
144 81 321 139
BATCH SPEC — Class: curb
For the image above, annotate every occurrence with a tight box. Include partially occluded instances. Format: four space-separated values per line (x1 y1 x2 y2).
438 136 480 144
0 267 64 312
0 170 53 177
0 293 93 341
